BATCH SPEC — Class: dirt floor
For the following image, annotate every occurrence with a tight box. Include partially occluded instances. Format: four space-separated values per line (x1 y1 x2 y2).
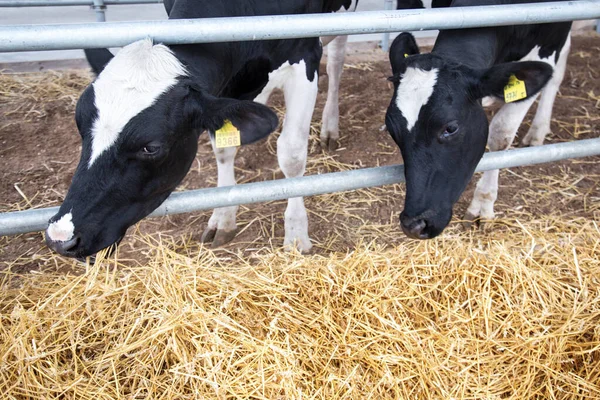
1 35 599 272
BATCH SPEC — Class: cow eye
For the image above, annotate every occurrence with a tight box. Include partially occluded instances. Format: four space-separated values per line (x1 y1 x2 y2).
142 144 161 155
137 142 163 159
440 121 460 142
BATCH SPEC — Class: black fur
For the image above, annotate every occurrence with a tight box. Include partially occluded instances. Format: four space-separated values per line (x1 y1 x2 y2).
84 48 114 75
396 0 452 10
385 0 569 240
51 0 357 258
389 32 420 74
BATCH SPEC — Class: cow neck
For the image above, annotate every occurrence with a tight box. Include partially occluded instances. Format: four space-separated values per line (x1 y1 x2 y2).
432 28 500 70
171 44 232 95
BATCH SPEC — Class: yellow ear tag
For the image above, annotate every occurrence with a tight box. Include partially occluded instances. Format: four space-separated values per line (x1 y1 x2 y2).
404 53 409 58
215 120 241 148
503 74 527 103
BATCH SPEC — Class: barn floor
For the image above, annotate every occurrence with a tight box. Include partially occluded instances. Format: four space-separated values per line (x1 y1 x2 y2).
0 35 599 399
1 35 599 270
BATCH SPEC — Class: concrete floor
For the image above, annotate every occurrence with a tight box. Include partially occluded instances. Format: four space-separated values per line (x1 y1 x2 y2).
0 0 436 63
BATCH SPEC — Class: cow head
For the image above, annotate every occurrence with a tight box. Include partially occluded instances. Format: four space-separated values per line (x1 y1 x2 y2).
385 33 553 239
45 40 278 258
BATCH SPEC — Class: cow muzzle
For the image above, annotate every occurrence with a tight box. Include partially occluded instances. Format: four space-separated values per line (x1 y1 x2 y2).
400 209 450 240
45 233 82 257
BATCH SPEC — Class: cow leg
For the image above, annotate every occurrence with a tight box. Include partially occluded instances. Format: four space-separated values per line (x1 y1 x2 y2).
279 61 319 252
201 143 239 247
253 76 276 105
464 94 540 225
321 34 348 151
522 35 570 147
200 66 282 248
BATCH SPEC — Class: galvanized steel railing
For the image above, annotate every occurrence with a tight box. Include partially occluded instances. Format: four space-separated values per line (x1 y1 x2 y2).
1 2 599 51
0 0 396 47
1 1 600 236
2 139 600 236
0 0 163 23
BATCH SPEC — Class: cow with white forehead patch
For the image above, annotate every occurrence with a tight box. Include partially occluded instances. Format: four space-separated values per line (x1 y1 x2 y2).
45 0 356 258
385 0 571 239
320 0 452 150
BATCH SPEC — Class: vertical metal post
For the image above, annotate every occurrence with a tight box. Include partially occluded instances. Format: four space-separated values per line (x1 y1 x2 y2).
596 19 600 33
380 0 394 51
92 0 106 22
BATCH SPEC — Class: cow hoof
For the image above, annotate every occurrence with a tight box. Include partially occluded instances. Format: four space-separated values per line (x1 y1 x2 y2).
520 137 544 147
284 237 313 254
201 226 238 248
461 212 497 232
328 139 339 152
521 128 547 147
200 226 217 243
519 137 532 147
211 229 239 248
461 211 479 230
480 220 494 234
320 137 339 152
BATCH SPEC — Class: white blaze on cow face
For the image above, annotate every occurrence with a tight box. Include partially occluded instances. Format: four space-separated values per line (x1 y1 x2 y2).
88 39 187 167
47 212 75 242
395 67 438 131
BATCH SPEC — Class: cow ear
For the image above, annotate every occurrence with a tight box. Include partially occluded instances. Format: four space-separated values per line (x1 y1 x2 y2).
84 49 114 76
207 98 279 145
389 32 420 75
472 61 553 101
184 84 279 145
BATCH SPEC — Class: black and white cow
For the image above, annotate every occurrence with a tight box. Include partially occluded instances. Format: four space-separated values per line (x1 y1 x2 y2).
396 0 453 9
385 0 571 239
320 0 452 150
45 0 356 258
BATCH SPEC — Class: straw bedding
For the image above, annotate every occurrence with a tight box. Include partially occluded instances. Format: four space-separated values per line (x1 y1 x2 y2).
2 36 600 399
1 217 599 399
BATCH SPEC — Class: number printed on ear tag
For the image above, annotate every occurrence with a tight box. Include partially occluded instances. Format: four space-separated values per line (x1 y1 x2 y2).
504 75 527 103
215 120 241 148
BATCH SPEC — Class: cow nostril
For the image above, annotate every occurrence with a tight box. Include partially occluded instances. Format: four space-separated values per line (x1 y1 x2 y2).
409 219 427 236
46 233 81 255
400 214 429 240
60 235 80 252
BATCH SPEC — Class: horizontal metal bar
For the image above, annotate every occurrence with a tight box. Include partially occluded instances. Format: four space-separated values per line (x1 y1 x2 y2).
2 138 600 237
0 0 161 6
1 1 598 52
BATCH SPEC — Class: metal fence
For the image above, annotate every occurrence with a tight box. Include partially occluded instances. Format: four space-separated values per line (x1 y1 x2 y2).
2 2 599 51
3 138 600 236
0 0 397 48
0 0 163 23
1 1 600 236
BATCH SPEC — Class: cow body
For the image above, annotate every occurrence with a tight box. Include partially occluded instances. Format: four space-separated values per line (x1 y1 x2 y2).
385 0 571 239
45 0 354 258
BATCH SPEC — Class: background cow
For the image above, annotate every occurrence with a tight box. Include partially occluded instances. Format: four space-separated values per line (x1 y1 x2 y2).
45 0 356 258
385 0 571 239
321 0 452 150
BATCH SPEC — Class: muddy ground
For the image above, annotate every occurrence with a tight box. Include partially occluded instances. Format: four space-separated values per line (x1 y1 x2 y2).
1 35 599 272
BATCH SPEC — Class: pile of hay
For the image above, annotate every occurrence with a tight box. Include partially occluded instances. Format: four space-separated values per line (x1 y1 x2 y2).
2 52 600 399
2 217 599 399
0 70 91 120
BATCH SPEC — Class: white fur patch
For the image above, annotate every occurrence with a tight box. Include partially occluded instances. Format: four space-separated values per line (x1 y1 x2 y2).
47 212 75 242
395 67 438 131
519 45 552 63
88 39 187 167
